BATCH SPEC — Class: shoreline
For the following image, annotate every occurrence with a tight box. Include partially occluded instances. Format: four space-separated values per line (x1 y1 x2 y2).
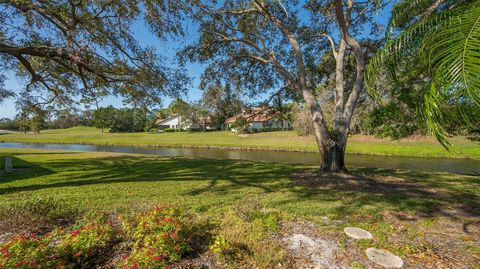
1 140 479 160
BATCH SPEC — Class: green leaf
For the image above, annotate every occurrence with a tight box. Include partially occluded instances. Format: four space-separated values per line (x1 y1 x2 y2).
366 0 480 150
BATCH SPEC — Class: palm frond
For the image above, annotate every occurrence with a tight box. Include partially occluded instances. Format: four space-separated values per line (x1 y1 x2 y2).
424 4 480 105
388 0 441 31
419 82 452 149
366 0 480 150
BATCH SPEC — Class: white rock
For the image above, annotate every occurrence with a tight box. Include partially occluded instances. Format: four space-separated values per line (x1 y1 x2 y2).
366 248 404 268
343 227 373 240
284 233 341 269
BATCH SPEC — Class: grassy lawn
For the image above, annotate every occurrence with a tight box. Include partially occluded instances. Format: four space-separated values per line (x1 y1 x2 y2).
1 126 480 159
1 148 479 267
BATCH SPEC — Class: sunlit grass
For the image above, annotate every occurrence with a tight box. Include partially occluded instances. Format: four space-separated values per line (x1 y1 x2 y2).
1 148 478 219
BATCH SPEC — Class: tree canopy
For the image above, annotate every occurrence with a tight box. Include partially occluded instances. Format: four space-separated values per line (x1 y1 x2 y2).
0 0 188 109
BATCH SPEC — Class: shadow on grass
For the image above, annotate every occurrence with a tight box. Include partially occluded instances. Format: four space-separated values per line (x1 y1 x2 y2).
290 168 480 218
0 156 285 193
0 155 54 184
0 152 83 156
0 154 479 220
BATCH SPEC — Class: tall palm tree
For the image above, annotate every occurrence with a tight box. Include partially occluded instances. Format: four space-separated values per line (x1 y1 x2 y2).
366 0 480 148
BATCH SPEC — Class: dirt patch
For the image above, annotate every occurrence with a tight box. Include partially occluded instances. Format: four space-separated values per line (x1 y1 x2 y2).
173 222 218 269
291 170 433 194
174 253 218 269
289 171 480 268
290 170 479 217
278 221 387 269
380 211 480 268
279 217 480 268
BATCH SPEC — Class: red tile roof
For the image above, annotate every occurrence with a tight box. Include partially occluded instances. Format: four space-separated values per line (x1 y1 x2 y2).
225 107 277 124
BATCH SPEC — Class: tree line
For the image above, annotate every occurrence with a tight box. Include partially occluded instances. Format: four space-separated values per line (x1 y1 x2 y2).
2 96 478 140
0 106 153 134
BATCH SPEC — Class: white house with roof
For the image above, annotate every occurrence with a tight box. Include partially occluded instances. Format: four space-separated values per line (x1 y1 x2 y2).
155 115 183 129
155 114 214 131
225 107 291 132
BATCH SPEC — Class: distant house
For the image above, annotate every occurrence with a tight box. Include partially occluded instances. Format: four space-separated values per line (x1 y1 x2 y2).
225 107 291 132
155 114 214 131
155 114 182 130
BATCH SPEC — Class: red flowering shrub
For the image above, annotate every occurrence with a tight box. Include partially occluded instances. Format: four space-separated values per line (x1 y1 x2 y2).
118 207 190 269
0 215 114 268
53 215 114 267
0 207 191 268
0 235 56 268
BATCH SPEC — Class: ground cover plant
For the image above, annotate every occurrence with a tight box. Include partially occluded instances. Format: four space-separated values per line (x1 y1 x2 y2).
0 206 191 269
0 214 115 268
119 206 191 269
0 148 479 267
1 126 480 159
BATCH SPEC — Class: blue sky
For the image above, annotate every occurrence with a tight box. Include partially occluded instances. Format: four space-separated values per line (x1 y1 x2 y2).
0 3 393 119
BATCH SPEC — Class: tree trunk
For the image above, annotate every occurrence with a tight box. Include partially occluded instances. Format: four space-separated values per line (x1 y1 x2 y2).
320 136 347 172
300 87 348 172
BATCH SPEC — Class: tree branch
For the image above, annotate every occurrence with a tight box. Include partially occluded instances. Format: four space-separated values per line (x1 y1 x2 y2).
252 0 307 84
321 33 338 59
334 0 366 131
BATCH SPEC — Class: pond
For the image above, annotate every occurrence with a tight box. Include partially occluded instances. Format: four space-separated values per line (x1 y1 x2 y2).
1 142 479 175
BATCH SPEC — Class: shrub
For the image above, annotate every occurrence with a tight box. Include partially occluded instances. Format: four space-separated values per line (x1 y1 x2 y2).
0 206 195 268
54 215 115 267
118 207 190 269
231 117 249 134
209 236 235 262
186 128 201 132
163 128 176 132
0 235 55 268
258 127 291 133
144 117 157 133
0 214 114 268
260 127 272 132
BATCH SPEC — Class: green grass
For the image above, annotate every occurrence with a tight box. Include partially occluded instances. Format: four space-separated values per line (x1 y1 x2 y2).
1 148 477 218
0 148 478 221
1 148 479 266
1 126 480 159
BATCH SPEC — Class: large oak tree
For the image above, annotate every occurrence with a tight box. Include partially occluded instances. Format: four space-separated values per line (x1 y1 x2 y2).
183 0 388 172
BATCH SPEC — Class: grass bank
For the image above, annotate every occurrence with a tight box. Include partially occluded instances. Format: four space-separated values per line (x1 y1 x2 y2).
1 148 479 267
1 126 480 159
